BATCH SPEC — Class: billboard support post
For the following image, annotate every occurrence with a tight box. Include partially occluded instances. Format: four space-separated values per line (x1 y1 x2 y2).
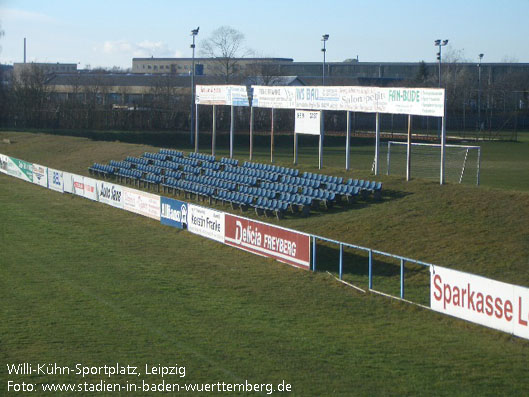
194 104 199 153
270 108 275 163
406 114 412 181
230 105 234 159
249 106 254 160
212 105 216 156
346 111 351 170
374 112 380 175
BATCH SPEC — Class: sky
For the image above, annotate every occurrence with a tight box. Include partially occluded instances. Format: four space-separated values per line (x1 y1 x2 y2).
0 0 528 69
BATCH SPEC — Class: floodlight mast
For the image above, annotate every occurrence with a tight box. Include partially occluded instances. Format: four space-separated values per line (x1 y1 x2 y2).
321 34 329 85
190 27 199 147
478 53 484 131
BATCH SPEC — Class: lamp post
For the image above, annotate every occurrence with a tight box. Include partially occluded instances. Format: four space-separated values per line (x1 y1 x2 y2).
321 34 329 85
435 39 448 139
478 53 484 131
190 26 199 146
435 39 449 87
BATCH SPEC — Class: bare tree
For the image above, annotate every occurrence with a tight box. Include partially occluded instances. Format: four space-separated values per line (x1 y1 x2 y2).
200 26 251 83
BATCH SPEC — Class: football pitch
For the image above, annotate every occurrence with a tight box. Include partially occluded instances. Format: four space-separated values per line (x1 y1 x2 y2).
1 130 529 395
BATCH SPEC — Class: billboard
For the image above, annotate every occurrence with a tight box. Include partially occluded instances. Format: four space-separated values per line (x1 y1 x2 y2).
224 214 311 269
97 180 124 209
195 85 250 106
0 155 33 181
123 187 161 220
32 163 48 188
160 197 188 229
72 174 85 197
63 172 74 194
187 204 224 243
251 85 445 117
431 265 529 340
294 110 321 135
48 168 64 193
82 177 98 201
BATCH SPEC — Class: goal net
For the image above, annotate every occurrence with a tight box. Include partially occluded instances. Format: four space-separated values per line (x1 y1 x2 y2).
382 141 481 185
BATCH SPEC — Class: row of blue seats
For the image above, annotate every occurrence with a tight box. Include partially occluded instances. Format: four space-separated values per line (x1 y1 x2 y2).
173 180 215 197
142 173 162 184
117 168 142 179
90 163 114 175
143 152 167 161
345 179 382 192
325 184 362 196
260 182 299 195
238 185 276 200
125 156 149 166
280 175 321 189
302 172 343 185
183 165 201 175
255 197 289 213
201 161 221 171
189 152 216 163
220 157 238 166
165 170 182 180
186 174 237 192
159 148 183 158
224 165 280 182
301 187 336 201
136 163 162 175
214 190 253 207
203 170 258 186
278 193 313 207
242 161 299 177
109 160 131 169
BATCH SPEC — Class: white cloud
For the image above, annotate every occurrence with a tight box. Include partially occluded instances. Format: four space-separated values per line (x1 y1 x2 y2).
0 7 57 24
98 39 182 58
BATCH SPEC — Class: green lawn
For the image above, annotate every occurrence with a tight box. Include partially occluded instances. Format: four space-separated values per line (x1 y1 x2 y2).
1 130 529 395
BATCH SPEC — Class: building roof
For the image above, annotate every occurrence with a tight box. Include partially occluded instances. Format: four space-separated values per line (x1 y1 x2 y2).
132 57 294 62
46 73 223 87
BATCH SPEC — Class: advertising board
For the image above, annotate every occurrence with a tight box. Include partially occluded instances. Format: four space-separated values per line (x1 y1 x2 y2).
32 163 48 187
63 172 74 194
252 85 445 117
294 110 321 135
97 180 124 209
123 187 160 220
431 265 529 340
72 174 85 197
47 168 64 193
160 197 188 229
0 155 33 181
224 214 311 269
83 177 98 201
187 204 224 243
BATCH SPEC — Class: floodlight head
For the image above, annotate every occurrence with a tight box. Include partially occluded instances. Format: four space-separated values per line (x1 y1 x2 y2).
434 39 441 46
479 53 484 59
322 34 329 41
191 26 199 36
442 39 449 46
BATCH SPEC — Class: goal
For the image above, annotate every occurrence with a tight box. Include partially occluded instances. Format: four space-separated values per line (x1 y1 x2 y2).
383 141 481 185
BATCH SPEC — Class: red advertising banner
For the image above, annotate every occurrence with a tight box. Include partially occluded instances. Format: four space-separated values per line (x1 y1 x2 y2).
224 214 310 269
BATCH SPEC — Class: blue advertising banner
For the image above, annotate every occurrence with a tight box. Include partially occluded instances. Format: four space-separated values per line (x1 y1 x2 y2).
160 197 188 229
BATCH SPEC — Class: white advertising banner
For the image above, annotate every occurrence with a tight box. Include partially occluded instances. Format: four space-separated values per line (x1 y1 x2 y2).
97 180 124 209
63 172 74 194
251 85 445 117
187 204 225 243
48 168 64 193
32 163 48 187
431 265 529 339
123 187 160 220
195 85 250 106
294 110 321 135
251 86 296 109
0 154 8 174
196 85 230 105
83 177 98 201
72 174 85 197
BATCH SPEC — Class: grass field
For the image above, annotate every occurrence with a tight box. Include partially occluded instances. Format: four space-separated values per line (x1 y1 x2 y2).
1 130 529 395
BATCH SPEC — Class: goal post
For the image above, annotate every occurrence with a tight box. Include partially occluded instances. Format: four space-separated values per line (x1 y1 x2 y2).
385 141 481 185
